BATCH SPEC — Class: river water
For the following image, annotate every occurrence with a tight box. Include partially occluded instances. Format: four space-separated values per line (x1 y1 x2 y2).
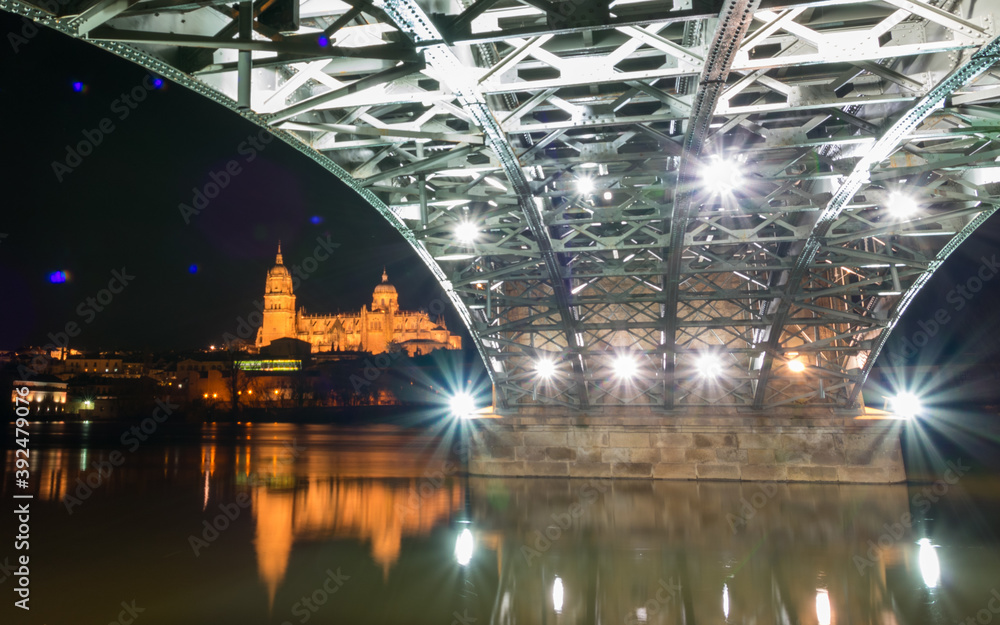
3 421 1000 624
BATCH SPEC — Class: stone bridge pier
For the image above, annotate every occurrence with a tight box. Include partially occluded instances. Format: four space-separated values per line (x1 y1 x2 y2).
468 408 905 483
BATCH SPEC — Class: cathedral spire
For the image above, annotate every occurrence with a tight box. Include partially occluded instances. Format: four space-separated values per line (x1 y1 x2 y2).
276 241 284 265
382 267 388 283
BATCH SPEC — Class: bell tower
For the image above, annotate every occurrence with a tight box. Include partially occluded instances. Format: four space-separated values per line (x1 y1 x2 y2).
256 243 297 349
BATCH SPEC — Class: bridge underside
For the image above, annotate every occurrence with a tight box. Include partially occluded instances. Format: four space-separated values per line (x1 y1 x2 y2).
8 0 1000 421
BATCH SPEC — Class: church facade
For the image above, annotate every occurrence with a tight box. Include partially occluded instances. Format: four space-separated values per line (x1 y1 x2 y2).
255 246 462 356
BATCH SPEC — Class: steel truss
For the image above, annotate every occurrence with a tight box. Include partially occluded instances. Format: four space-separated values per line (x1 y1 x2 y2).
8 0 1000 411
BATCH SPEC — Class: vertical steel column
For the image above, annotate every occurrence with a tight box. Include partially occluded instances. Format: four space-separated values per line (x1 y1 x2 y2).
237 0 252 110
418 174 428 229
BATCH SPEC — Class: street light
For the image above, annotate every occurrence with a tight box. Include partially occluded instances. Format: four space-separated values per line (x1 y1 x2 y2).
456 221 478 244
535 357 557 379
695 352 723 378
702 156 743 194
577 177 594 194
887 192 919 218
787 359 806 373
613 354 638 379
450 392 476 418
889 392 922 419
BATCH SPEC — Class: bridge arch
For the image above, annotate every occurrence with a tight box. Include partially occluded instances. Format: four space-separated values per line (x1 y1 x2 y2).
7 0 1000 413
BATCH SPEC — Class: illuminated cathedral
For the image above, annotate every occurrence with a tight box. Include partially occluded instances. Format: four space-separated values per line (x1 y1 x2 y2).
255 245 462 355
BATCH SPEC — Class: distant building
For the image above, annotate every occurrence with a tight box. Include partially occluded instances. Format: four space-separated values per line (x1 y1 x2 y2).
51 357 146 379
255 245 461 356
11 377 68 414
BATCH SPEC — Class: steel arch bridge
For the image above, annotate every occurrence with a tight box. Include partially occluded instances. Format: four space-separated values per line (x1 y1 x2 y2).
9 0 1000 413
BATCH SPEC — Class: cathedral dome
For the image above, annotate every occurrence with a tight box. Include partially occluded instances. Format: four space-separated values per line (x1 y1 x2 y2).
373 268 397 294
265 243 294 294
371 268 399 312
268 263 292 279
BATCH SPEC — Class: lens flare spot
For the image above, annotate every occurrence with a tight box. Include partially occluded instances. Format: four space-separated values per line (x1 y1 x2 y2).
48 270 68 284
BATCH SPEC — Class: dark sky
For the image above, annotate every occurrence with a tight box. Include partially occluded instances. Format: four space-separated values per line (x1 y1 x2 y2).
2 11 999 370
0 12 466 353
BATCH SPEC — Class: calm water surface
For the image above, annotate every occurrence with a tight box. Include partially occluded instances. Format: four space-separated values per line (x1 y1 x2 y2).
3 420 1000 624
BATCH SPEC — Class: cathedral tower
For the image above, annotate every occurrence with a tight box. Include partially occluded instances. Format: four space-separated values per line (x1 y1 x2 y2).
256 244 297 349
367 269 398 353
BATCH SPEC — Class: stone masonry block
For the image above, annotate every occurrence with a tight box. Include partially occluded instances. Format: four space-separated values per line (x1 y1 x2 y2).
570 462 613 478
609 432 651 448
748 449 775 465
787 465 839 482
523 431 568 447
660 448 687 463
654 464 697 480
697 464 741 480
654 433 693 448
612 462 653 478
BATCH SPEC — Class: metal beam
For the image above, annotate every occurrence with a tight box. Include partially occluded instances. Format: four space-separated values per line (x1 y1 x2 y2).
378 0 591 408
662 0 761 409
752 33 1000 409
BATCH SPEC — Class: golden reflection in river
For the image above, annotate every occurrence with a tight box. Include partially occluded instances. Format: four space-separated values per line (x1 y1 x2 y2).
195 431 465 607
249 477 464 604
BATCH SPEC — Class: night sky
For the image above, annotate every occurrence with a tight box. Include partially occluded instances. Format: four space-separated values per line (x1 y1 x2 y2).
0 12 465 353
2 11 999 371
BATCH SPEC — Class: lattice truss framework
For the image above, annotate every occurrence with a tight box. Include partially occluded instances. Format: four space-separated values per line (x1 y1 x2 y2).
7 0 1000 411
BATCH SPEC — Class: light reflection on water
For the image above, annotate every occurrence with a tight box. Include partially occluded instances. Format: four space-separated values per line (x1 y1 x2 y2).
4 422 1000 625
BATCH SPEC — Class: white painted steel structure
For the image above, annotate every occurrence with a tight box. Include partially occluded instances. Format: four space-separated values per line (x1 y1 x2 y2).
6 0 1000 411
